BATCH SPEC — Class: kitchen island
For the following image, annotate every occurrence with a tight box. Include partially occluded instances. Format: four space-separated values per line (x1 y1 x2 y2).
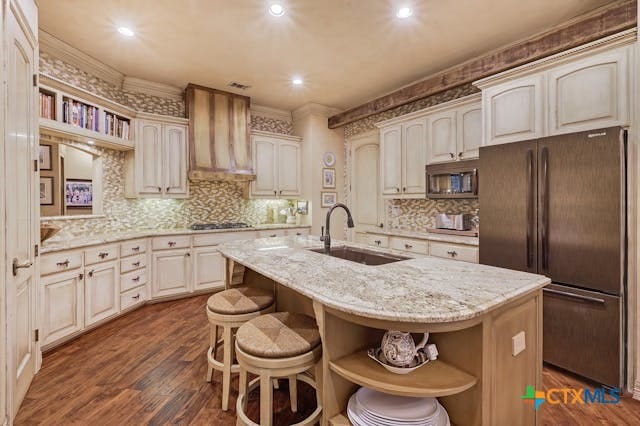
218 236 550 425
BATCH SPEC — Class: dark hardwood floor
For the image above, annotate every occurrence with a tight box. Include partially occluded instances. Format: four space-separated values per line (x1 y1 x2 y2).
15 294 640 425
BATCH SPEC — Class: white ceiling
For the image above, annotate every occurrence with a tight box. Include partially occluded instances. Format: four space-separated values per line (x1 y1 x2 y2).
38 0 614 112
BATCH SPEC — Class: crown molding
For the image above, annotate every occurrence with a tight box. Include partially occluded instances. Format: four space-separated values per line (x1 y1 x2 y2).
375 93 481 128
122 76 183 101
250 129 302 142
251 104 292 122
292 103 342 121
39 30 124 87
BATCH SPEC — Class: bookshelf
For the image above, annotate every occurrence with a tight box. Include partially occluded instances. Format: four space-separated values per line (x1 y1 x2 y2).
38 75 136 151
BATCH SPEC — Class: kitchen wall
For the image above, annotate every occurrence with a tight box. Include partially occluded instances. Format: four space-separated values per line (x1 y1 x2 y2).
344 83 481 231
39 52 294 236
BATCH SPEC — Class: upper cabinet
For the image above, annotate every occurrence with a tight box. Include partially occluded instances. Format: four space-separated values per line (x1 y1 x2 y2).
125 114 189 199
456 103 483 159
476 42 631 145
186 84 253 181
380 125 403 196
249 131 301 198
427 110 457 164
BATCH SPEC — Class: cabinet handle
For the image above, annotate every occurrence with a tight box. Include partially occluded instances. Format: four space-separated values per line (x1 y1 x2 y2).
185 252 191 257
12 258 33 276
458 152 463 158
374 240 381 245
168 241 176 247
449 152 455 159
273 190 277 195
79 273 84 280
447 250 458 257
296 232 302 236
158 187 162 193
132 246 141 252
270 234 277 238
132 294 140 300
396 188 400 192
132 261 141 267
166 187 170 193
56 259 70 268
378 223 384 228
98 252 109 259
132 276 140 282
405 243 413 249
402 187 406 192
88 270 94 278
279 190 282 195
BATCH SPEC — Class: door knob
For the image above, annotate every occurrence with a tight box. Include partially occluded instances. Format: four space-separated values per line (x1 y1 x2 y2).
12 258 33 276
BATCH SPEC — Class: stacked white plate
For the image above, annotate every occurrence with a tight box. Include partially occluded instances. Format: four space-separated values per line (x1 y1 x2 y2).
347 387 450 426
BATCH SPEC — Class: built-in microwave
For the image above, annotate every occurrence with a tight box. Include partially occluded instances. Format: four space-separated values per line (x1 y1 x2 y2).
425 159 478 199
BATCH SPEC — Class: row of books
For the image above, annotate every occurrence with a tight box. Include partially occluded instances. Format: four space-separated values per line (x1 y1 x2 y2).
105 113 130 140
40 93 55 120
62 98 99 132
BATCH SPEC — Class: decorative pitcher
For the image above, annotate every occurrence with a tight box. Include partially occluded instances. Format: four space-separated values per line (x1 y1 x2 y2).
381 331 429 367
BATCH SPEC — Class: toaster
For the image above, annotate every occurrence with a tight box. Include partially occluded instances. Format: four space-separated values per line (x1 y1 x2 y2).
435 213 473 231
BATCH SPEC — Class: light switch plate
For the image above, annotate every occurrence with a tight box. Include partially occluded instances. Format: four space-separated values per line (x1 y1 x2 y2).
512 331 526 356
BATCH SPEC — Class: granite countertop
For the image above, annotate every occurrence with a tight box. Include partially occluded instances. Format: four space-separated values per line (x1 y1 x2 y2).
368 229 479 246
217 236 549 324
40 224 311 254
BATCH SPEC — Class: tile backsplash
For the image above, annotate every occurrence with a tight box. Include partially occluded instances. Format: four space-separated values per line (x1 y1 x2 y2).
39 51 294 236
387 199 479 232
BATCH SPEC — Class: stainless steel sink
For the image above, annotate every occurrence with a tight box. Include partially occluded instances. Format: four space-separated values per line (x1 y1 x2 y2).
308 246 409 265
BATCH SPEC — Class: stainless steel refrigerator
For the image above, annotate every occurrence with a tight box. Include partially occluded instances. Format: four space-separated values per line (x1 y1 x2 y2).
479 127 626 388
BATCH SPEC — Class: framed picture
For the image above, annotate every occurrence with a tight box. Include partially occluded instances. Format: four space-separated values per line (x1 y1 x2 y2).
296 200 309 215
323 152 336 167
39 144 52 171
321 192 337 208
40 177 54 205
65 179 93 208
322 168 336 189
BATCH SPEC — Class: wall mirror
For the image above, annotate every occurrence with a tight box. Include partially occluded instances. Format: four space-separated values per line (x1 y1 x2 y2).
39 141 104 219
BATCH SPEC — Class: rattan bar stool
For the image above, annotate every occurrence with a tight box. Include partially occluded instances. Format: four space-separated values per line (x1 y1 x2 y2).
206 286 275 411
235 312 322 426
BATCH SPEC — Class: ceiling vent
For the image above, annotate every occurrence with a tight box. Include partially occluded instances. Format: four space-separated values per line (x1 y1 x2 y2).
228 82 251 90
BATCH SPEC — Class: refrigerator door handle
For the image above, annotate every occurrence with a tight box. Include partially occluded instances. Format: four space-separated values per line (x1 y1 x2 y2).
526 149 534 269
543 287 605 304
541 146 549 271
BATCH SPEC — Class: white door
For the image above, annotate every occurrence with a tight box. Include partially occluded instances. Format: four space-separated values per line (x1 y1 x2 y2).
277 141 301 197
401 119 427 195
5 3 39 417
136 120 163 195
251 137 278 197
163 124 188 197
193 247 226 292
380 126 402 195
41 270 84 346
456 104 482 160
152 250 191 298
84 262 119 326
350 133 383 235
427 110 457 164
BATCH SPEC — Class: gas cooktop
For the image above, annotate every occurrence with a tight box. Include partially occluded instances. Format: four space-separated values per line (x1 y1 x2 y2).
190 222 251 231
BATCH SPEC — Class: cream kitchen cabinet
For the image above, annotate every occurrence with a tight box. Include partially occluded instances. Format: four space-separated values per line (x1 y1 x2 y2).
426 98 482 163
456 102 483 160
193 247 226 292
250 131 302 198
84 261 120 326
547 47 629 135
427 110 457 164
429 241 479 263
380 119 427 197
152 249 191 298
41 269 84 347
125 115 189 199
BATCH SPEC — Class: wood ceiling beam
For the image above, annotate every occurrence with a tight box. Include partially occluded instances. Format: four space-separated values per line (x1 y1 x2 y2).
328 0 637 129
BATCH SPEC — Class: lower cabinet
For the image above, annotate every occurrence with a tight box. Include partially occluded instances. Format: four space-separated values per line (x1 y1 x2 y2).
152 249 191 298
41 270 84 346
85 261 120 326
193 247 226 292
429 242 479 263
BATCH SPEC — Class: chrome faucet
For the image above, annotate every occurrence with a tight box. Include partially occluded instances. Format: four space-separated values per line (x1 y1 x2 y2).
320 203 355 254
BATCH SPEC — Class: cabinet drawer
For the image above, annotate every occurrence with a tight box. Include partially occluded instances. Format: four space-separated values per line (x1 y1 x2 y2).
390 237 428 255
287 228 309 236
121 269 148 293
257 229 287 238
121 286 146 311
41 251 83 276
192 231 257 247
120 239 146 258
84 244 118 266
120 254 146 274
152 235 190 250
366 234 389 248
429 242 478 263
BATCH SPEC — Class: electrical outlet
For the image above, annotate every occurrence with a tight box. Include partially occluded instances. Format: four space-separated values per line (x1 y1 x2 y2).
512 331 526 356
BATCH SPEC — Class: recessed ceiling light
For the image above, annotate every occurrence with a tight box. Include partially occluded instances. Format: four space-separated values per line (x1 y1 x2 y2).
292 77 303 86
269 4 285 16
396 7 413 18
117 27 135 37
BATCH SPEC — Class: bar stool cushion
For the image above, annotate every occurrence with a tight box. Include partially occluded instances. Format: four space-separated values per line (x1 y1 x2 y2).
207 287 274 315
236 312 321 358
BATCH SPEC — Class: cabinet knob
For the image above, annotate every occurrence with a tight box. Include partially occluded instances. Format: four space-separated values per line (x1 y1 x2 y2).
378 223 384 228
402 187 406 192
396 187 400 192
88 270 94 278
132 246 140 252
168 241 176 247
375 240 381 245
274 190 277 195
296 232 302 236
132 261 141 267
158 187 162 193
447 250 458 257
79 273 84 280
449 152 455 159
269 234 277 238
132 276 140 282
132 294 140 300
98 252 109 259
166 187 170 192
279 190 282 195
405 243 412 249
458 152 463 158
185 252 191 257
56 259 70 268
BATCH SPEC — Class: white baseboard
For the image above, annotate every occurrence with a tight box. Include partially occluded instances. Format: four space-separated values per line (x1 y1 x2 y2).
634 379 640 401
